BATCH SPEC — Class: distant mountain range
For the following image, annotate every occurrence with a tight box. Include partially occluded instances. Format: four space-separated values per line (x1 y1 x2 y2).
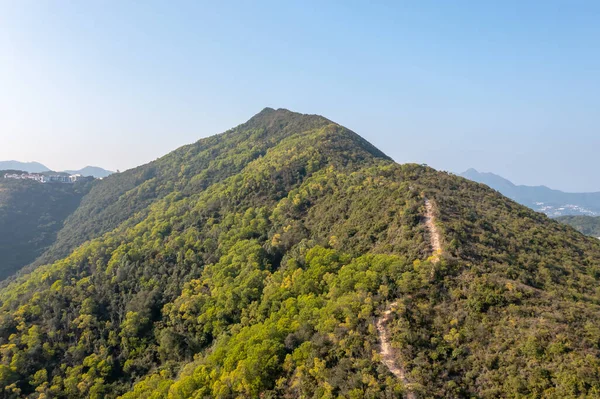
0 160 50 173
460 168 600 217
0 160 113 178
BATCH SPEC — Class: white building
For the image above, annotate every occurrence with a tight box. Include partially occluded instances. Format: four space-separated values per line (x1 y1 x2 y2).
3 172 90 184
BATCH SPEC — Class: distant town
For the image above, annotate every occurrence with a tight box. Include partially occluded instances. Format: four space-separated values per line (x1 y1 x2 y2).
2 172 93 184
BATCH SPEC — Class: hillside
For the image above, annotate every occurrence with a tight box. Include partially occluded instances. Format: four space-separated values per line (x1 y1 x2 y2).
557 215 600 237
32 108 359 267
461 168 600 216
0 109 599 398
0 177 90 280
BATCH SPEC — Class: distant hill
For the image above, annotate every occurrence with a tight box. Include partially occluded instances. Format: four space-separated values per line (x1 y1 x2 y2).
460 168 600 216
0 160 49 173
1 161 113 178
63 165 113 178
556 215 600 237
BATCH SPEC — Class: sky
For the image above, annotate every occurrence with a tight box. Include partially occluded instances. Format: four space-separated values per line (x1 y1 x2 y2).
1 1 599 192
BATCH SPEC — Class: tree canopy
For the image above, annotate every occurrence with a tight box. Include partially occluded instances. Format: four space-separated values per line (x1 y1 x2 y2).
557 215 600 237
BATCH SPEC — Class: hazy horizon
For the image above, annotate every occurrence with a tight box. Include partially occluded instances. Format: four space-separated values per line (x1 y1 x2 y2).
2 1 599 192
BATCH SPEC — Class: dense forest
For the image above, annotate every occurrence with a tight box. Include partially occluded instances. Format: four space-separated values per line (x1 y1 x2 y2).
557 215 600 237
0 109 599 398
0 176 90 280
32 110 347 268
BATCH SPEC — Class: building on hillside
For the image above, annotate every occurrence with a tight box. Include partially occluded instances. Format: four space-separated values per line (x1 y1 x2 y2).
69 174 93 183
69 174 83 182
3 172 91 184
3 173 45 182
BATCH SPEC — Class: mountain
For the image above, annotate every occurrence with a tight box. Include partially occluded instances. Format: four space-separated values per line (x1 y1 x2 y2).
460 168 600 216
0 177 90 280
0 161 50 173
1 109 600 398
32 108 363 267
63 166 113 178
556 215 600 237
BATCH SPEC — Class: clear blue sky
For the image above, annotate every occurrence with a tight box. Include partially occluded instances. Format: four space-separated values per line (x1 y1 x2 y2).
1 1 598 191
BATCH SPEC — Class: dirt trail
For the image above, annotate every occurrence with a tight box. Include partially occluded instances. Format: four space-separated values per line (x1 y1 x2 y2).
376 198 442 398
376 302 416 399
424 198 442 262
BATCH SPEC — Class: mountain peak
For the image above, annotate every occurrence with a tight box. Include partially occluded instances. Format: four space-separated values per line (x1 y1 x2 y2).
242 107 331 131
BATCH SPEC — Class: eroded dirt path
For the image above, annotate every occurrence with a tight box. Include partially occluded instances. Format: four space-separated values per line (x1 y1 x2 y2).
424 198 442 262
376 302 416 399
376 198 442 398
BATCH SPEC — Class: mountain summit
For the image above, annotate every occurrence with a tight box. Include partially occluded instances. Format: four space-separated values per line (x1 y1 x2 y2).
1 109 600 398
32 108 391 267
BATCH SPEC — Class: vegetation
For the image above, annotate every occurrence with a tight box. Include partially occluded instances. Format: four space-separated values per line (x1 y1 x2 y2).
387 175 600 397
557 215 600 237
0 176 89 280
33 108 356 267
0 109 600 398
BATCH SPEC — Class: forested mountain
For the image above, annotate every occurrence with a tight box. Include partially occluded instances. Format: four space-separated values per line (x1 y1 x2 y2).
557 215 600 237
0 177 90 280
460 168 600 216
32 109 350 267
1 109 600 398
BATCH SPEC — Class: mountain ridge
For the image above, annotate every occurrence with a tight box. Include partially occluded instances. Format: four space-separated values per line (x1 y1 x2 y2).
31 107 390 269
